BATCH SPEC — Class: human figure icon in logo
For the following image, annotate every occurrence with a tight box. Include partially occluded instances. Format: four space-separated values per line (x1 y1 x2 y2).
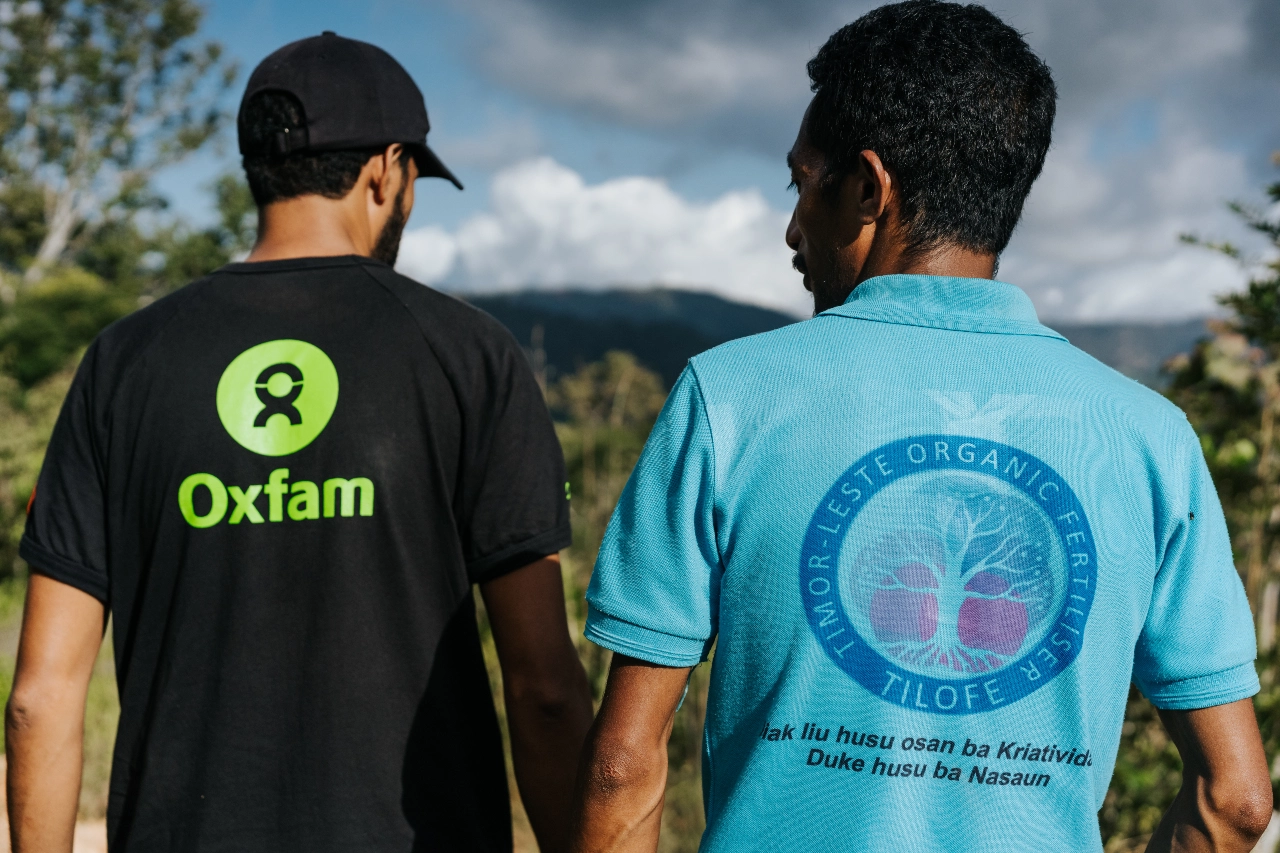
253 363 305 427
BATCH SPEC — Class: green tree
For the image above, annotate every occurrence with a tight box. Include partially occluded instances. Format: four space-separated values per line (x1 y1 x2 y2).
1100 154 1280 851
0 172 256 390
0 0 237 285
1169 154 1280 616
0 0 253 574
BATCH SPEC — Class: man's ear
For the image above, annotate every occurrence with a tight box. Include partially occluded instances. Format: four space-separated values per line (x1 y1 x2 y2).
841 150 893 225
369 143 404 206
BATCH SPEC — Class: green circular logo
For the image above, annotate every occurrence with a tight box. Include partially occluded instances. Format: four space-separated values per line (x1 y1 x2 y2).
217 340 339 456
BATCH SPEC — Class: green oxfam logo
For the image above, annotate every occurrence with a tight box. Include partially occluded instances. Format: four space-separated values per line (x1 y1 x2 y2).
217 340 339 456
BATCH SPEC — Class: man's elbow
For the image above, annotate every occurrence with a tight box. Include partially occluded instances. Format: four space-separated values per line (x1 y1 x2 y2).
6 684 54 739
1207 774 1274 842
505 664 590 725
582 733 662 799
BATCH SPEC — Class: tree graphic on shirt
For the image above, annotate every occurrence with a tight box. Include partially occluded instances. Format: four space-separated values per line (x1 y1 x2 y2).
851 478 1058 675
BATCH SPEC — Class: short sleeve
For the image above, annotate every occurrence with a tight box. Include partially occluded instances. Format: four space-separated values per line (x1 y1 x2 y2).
20 344 110 603
458 336 571 585
1132 424 1259 709
585 366 722 667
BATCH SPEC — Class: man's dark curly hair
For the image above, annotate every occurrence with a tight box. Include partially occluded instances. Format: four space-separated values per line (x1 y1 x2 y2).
240 91 410 206
806 0 1056 256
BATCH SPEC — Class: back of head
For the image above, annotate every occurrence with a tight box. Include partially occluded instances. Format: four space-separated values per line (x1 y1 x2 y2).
236 32 460 212
240 91 402 208
807 0 1056 257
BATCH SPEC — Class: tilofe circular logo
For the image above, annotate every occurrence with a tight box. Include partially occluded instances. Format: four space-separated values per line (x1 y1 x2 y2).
216 340 338 456
800 436 1096 715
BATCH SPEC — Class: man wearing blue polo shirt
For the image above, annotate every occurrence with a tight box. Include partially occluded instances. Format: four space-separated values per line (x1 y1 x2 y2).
570 2 1272 852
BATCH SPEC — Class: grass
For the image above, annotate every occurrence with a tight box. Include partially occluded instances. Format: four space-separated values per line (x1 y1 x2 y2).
475 589 711 852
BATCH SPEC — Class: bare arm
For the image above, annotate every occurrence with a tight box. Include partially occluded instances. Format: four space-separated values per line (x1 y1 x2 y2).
6 574 107 853
570 655 692 853
481 555 594 853
1147 698 1273 852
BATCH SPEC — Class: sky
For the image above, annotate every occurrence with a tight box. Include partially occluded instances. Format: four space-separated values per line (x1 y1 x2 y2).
159 0 1280 321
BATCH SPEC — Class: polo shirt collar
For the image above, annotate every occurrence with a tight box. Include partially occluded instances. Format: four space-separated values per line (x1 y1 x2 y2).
824 274 1066 341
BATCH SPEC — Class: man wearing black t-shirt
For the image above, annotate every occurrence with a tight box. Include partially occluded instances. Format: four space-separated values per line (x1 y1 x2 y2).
6 33 593 852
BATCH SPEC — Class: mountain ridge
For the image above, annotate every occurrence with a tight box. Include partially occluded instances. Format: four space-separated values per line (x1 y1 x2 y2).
461 288 1208 390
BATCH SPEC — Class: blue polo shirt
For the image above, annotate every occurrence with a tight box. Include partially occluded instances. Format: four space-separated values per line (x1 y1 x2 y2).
585 275 1258 853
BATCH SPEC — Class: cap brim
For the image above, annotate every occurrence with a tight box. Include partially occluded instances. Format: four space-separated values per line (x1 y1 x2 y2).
410 143 463 190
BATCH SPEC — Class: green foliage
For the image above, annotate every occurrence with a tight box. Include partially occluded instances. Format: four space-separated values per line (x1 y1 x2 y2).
0 179 48 271
0 0 237 276
549 351 667 697
1164 330 1266 517
153 174 256 290
1151 155 1280 850
1220 268 1280 359
0 266 130 386
0 169 256 393
0 359 78 579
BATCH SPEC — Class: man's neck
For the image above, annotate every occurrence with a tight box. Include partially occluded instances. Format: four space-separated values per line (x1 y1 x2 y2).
245 195 373 262
858 238 996 284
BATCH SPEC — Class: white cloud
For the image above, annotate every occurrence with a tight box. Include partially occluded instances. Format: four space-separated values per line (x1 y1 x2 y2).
399 148 1262 323
397 157 807 315
435 0 1279 322
397 227 456 283
432 113 543 170
1002 123 1257 321
462 0 817 132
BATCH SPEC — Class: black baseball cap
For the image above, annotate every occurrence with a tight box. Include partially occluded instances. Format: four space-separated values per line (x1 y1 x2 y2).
237 32 462 190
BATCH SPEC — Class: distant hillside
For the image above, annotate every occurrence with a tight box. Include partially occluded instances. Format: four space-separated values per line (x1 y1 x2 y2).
464 288 1209 389
466 289 796 387
1048 318 1210 389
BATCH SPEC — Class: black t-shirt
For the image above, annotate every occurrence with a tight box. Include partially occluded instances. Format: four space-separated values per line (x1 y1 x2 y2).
20 256 571 852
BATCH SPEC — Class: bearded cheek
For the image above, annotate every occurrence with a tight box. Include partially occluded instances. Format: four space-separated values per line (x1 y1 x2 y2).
957 598 1028 656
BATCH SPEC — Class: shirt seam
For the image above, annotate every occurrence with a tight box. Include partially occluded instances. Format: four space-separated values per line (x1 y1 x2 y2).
1147 685 1259 711
360 265 568 592
819 310 1067 341
589 601 710 645
215 256 387 275
65 279 216 535
109 278 216 395
360 264 483 603
467 523 572 580
585 607 707 665
685 362 725 571
19 536 108 603
1137 659 1257 691
357 262 460 393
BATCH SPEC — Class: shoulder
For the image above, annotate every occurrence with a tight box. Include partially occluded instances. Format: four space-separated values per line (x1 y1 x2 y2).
84 278 213 391
685 316 821 397
1050 339 1196 441
357 262 523 352
357 263 534 396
